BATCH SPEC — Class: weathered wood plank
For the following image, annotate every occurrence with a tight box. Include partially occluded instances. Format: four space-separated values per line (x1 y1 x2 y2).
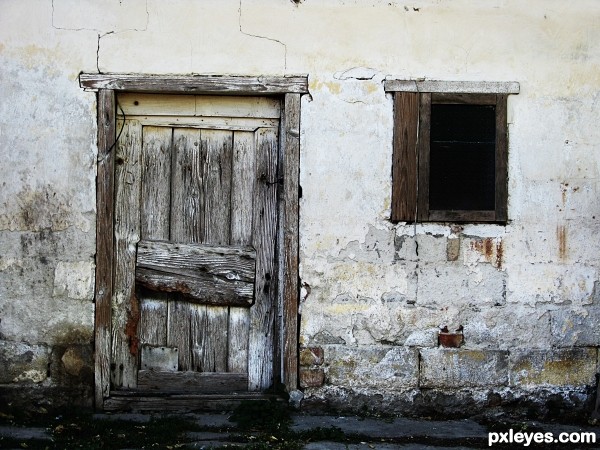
202 129 233 245
112 119 143 389
137 371 248 393
248 127 279 391
417 93 431 222
119 115 279 131
139 126 172 347
167 300 192 371
80 73 309 95
137 241 256 280
384 79 520 94
282 94 300 392
104 392 282 412
495 94 508 223
120 94 281 119
391 92 419 223
95 89 115 408
171 128 204 243
228 131 255 375
170 127 204 374
200 129 233 373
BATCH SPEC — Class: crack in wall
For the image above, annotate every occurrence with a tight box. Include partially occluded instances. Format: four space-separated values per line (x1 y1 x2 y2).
238 0 287 71
52 0 150 73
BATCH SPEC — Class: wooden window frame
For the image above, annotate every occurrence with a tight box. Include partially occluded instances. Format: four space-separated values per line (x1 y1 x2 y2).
385 80 519 224
80 73 307 409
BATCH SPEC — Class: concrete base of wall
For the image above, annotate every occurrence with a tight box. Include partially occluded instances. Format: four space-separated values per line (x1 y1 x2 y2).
301 385 596 422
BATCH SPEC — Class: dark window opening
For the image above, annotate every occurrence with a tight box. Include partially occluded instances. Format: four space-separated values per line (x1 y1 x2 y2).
429 104 496 211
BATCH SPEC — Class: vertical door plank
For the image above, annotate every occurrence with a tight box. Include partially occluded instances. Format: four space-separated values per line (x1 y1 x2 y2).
169 128 203 371
171 129 204 244
282 93 300 392
112 119 142 389
228 131 256 374
248 127 279 390
139 126 172 347
391 92 419 222
95 89 115 406
197 129 233 372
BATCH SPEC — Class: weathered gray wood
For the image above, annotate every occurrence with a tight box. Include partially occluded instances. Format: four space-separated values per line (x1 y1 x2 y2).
95 89 115 408
136 241 256 306
118 93 281 118
384 79 520 94
103 392 281 412
167 300 192 371
169 127 205 371
248 127 279 391
117 115 279 132
282 94 300 392
139 126 172 347
391 92 419 223
112 119 143 389
202 129 233 245
137 371 248 393
200 129 233 372
80 73 309 94
171 128 204 243
228 131 255 374
417 93 431 222
140 346 178 372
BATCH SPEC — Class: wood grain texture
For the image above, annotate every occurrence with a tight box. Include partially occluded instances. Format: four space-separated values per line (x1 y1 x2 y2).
200 129 233 372
171 128 204 243
384 79 520 94
495 94 508 223
417 93 431 222
136 240 256 306
139 126 172 347
103 392 281 412
391 92 419 223
248 127 279 391
112 119 143 389
167 300 192 371
282 94 300 392
228 131 255 375
118 94 279 119
80 73 309 95
95 89 115 407
137 371 248 393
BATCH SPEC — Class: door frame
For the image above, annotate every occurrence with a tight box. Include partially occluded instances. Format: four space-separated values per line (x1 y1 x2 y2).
80 73 308 409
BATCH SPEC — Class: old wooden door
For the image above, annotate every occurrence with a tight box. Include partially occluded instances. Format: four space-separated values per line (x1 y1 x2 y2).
109 93 281 401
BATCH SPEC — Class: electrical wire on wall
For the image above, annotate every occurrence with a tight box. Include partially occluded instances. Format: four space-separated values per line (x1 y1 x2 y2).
98 102 126 163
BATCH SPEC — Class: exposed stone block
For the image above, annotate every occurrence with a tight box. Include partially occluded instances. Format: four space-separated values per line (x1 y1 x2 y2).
446 236 460 262
326 346 418 389
0 340 49 384
53 261 95 300
550 308 600 346
300 368 325 388
509 348 597 387
420 348 508 388
300 347 324 366
404 329 438 347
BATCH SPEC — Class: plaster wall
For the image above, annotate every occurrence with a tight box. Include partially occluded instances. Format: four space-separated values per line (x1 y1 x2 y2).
1 0 600 416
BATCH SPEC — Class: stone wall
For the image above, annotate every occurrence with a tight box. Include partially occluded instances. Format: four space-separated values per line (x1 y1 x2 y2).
1 0 600 417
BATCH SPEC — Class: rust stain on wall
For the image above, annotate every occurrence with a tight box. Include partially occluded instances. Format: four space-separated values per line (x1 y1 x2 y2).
471 238 503 269
557 224 567 261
